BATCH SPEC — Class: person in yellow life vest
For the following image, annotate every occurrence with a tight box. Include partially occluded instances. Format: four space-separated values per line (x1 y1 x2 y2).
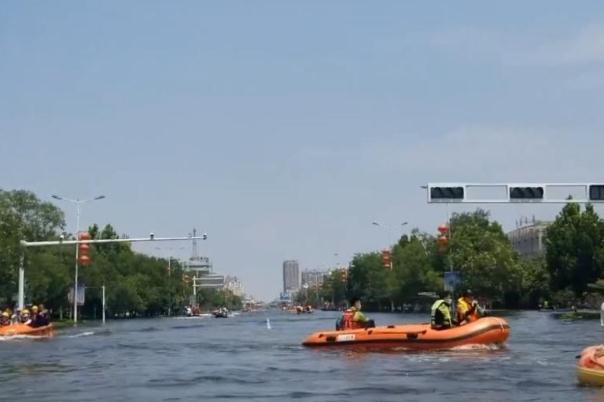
431 294 454 330
456 289 480 325
336 297 375 330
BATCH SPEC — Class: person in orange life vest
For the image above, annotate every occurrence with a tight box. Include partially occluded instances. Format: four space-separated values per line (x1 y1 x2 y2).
456 289 480 325
336 297 375 330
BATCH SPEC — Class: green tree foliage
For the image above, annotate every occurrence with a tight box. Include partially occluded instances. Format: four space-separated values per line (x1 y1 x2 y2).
348 252 393 310
318 270 347 307
391 235 442 305
0 189 238 318
545 203 604 296
0 190 66 306
320 210 529 310
448 210 522 305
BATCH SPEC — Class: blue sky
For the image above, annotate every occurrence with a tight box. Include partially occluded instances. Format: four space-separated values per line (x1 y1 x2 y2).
2 1 604 300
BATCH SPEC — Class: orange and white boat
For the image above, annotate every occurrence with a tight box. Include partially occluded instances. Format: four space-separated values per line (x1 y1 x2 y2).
0 323 53 337
577 345 604 386
302 316 509 350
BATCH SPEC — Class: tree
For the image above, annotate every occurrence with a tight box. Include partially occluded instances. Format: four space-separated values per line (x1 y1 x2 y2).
0 190 65 307
545 203 604 296
391 235 441 305
448 210 522 305
348 253 393 311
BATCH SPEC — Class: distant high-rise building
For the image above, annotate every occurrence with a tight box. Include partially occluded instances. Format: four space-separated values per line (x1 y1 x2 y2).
283 260 300 293
301 269 326 289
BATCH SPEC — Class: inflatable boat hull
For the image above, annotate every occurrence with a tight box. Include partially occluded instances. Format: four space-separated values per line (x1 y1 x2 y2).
302 317 509 350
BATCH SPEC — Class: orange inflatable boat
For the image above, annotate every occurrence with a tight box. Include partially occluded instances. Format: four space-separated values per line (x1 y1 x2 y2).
577 345 604 386
302 316 509 349
0 323 53 337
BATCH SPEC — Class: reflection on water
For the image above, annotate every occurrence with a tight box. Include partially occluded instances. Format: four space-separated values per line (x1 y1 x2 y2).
0 311 602 401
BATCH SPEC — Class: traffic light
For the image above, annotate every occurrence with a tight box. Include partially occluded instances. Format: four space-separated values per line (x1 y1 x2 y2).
382 249 392 269
78 231 91 265
430 186 464 201
589 185 604 201
509 186 544 200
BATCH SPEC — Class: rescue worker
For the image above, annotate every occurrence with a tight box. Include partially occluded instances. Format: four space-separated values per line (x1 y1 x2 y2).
336 297 375 330
431 294 454 330
20 309 31 325
29 305 40 327
456 289 480 325
37 304 49 326
0 311 10 326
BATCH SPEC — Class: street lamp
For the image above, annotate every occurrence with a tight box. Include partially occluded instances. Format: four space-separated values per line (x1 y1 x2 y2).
371 220 391 247
156 246 185 317
51 193 106 324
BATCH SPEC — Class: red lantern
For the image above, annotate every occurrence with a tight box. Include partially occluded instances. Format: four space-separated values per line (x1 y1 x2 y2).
437 235 449 248
382 249 392 269
78 232 91 265
437 224 449 234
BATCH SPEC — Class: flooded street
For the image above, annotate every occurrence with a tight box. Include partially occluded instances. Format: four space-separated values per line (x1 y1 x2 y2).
1 311 604 401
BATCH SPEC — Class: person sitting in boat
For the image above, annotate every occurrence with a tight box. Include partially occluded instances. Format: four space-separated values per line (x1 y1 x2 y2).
30 305 49 327
456 289 480 325
29 305 40 327
0 311 10 326
336 297 375 330
431 294 454 330
37 304 50 326
20 309 32 325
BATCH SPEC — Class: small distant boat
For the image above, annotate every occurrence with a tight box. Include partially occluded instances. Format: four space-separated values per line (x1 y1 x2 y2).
577 345 604 386
212 309 229 318
302 317 509 350
0 323 53 337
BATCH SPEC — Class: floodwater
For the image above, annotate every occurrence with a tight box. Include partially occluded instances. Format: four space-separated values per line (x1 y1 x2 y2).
1 311 603 402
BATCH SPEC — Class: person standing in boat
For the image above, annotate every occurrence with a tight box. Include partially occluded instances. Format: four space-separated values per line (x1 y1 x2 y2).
431 294 454 330
456 289 480 325
337 297 375 330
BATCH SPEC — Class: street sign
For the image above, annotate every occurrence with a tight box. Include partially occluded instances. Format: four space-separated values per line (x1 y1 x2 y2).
444 272 461 292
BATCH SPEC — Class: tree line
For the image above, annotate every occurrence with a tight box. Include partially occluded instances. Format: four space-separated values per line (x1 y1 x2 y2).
304 203 604 311
0 189 241 319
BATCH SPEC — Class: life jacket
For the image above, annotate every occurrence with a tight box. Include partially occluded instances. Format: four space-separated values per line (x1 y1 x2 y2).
431 300 452 328
456 297 478 324
340 308 364 330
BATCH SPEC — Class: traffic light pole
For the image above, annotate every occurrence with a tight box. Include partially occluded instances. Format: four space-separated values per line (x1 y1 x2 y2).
18 234 208 317
74 203 81 324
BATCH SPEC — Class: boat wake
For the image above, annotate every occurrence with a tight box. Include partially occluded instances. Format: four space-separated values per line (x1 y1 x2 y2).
450 343 506 351
0 334 49 341
64 331 95 338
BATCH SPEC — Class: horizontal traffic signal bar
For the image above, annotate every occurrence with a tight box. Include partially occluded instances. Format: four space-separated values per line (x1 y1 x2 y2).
426 183 604 203
20 235 208 248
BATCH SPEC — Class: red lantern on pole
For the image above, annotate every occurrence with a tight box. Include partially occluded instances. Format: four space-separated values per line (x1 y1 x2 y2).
437 235 449 248
382 249 392 269
78 231 91 265
437 224 449 234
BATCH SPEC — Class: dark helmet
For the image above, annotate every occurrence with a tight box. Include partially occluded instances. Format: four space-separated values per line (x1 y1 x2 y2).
462 289 473 297
349 296 361 305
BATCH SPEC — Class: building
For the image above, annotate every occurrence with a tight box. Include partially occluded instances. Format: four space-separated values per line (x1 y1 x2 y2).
282 260 300 293
301 269 326 289
225 276 245 297
507 220 550 258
